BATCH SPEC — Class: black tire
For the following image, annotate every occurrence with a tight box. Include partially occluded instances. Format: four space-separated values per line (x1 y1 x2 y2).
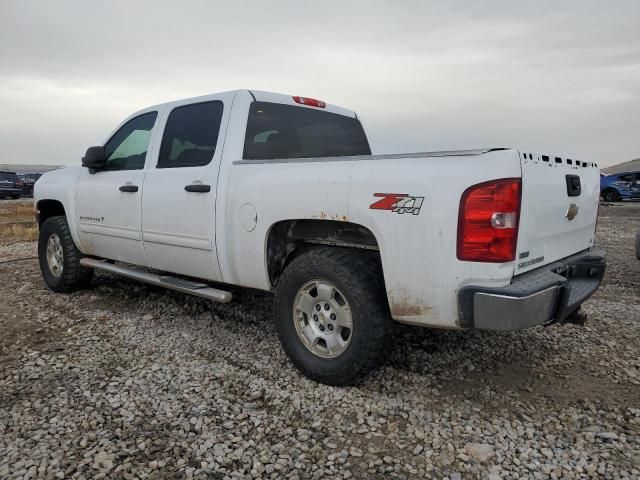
273 247 390 386
635 228 640 260
38 216 93 292
601 188 621 202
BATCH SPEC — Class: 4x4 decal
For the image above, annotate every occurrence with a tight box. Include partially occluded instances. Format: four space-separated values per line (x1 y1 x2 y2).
370 193 424 215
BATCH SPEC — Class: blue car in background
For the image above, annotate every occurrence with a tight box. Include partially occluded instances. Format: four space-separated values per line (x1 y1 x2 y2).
600 171 640 202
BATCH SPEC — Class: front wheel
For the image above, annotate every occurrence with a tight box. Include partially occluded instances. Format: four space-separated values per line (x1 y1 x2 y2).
38 216 93 292
601 188 621 202
273 248 390 386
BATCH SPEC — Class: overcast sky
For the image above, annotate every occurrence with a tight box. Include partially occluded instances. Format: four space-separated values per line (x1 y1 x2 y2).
1 0 639 167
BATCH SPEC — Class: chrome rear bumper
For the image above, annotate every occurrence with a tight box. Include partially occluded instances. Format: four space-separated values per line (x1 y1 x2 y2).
458 248 606 331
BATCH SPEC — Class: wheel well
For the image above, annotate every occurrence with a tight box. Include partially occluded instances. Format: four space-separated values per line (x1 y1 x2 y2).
36 200 66 227
266 219 380 287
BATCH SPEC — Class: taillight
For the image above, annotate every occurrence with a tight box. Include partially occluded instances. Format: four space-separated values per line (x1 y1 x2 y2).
292 96 326 108
457 178 521 262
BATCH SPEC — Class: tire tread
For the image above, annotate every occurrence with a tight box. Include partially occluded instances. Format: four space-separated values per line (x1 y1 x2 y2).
274 247 389 385
39 216 92 292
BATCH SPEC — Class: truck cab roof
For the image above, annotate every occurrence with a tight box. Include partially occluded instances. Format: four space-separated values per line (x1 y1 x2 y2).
134 90 358 122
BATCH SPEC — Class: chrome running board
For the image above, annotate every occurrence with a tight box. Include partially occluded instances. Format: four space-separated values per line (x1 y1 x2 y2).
80 258 232 303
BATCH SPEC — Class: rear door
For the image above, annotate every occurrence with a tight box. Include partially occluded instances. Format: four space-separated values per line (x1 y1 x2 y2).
515 153 600 274
630 173 640 198
616 172 640 198
609 172 634 198
141 93 233 281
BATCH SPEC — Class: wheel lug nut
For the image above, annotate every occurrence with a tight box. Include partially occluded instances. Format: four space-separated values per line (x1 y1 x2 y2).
330 313 336 320
324 303 330 310
319 325 325 332
313 315 318 321
315 305 321 311
328 324 334 331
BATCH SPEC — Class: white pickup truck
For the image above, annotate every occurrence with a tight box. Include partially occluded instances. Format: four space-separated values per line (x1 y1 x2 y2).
34 90 606 385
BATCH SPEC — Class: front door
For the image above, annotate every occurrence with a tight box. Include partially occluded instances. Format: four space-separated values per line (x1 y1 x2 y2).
141 95 231 281
75 111 158 265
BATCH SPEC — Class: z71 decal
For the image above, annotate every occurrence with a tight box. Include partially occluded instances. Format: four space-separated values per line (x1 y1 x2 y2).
370 193 425 215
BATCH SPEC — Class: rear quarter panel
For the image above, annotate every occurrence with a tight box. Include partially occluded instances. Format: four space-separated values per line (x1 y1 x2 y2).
222 149 522 328
603 173 640 199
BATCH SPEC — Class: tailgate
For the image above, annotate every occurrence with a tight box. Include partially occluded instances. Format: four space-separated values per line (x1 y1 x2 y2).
516 152 600 274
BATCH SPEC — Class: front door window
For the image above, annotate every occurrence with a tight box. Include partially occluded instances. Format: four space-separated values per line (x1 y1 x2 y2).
104 112 157 171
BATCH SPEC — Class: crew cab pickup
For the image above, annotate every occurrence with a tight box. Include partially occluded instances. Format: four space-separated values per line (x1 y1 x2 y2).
34 90 606 385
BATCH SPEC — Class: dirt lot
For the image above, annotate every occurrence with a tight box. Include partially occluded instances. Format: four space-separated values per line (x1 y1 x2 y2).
0 199 639 479
0 200 37 245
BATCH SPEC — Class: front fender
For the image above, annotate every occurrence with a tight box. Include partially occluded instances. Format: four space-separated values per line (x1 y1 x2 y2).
35 167 83 250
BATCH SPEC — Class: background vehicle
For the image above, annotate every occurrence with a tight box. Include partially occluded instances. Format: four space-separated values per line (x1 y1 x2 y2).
600 171 640 202
0 171 22 199
34 90 606 385
18 173 42 197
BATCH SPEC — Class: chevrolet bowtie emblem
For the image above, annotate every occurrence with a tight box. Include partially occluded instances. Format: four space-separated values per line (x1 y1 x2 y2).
566 203 579 221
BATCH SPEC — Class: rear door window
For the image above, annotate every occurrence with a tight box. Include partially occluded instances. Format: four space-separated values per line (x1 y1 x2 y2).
243 101 371 160
157 101 224 168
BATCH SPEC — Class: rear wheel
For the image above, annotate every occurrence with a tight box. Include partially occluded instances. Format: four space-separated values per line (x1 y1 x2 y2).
601 188 621 202
38 216 93 292
273 248 390 385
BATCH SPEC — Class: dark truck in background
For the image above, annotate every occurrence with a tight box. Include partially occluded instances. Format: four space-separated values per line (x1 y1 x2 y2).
18 173 42 197
0 171 22 199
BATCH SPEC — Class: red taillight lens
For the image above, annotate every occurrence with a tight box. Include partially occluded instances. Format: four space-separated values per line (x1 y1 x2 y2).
292 96 326 108
457 178 521 262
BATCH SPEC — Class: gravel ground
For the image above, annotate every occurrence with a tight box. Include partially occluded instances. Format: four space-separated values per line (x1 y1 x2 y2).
0 201 639 479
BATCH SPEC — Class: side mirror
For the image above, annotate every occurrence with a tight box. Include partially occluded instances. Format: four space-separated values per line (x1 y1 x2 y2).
82 146 107 169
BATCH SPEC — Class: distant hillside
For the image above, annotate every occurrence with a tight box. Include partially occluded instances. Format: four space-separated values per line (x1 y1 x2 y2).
0 164 62 174
602 158 640 175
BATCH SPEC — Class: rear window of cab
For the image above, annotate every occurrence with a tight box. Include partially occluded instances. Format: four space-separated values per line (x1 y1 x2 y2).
243 101 371 160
